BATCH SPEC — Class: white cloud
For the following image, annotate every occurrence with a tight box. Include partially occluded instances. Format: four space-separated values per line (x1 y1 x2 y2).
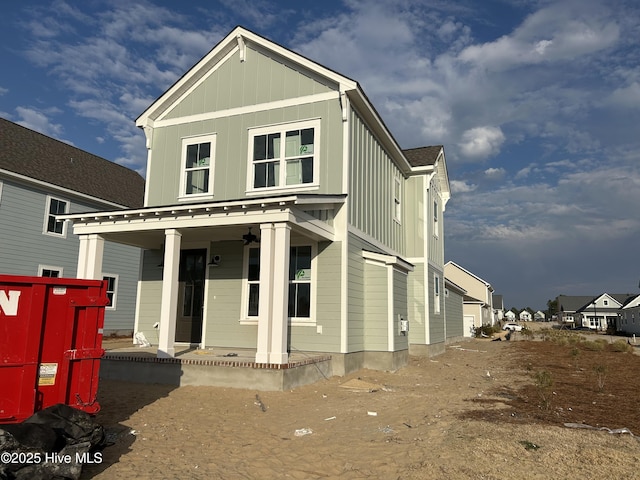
0 86 7 96
484 167 506 179
14 107 66 140
458 1 620 72
458 126 505 160
450 180 477 193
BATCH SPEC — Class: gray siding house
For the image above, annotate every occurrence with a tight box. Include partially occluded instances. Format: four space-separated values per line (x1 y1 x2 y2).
0 118 144 334
63 26 456 374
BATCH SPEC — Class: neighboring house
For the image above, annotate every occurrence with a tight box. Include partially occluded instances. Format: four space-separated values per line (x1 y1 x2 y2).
519 310 532 322
62 26 455 374
556 293 633 331
0 118 145 334
505 310 517 321
444 261 495 336
556 295 594 327
575 293 625 331
534 310 546 322
619 294 640 336
493 294 504 322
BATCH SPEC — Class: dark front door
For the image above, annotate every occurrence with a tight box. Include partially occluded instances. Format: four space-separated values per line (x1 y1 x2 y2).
175 249 206 343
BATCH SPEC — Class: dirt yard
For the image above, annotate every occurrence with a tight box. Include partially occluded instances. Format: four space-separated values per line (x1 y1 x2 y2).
83 328 640 479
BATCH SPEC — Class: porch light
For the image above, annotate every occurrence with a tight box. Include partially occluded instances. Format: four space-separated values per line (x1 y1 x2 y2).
208 255 222 267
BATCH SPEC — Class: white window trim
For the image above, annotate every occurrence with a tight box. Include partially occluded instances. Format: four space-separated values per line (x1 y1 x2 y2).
434 273 441 314
433 200 439 238
38 265 63 277
240 245 260 323
178 133 216 201
246 119 321 195
239 241 317 326
43 195 69 238
0 181 4 205
393 176 402 224
103 273 118 310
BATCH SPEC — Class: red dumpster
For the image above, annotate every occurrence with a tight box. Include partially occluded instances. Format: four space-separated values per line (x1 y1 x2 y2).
0 274 109 423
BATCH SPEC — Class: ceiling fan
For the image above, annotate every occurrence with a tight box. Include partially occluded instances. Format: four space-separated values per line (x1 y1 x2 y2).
242 227 259 245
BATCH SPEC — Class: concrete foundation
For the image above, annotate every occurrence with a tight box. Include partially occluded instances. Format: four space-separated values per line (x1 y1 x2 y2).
100 353 332 391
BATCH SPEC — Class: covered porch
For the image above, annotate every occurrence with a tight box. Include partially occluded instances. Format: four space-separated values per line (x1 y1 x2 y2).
63 194 344 367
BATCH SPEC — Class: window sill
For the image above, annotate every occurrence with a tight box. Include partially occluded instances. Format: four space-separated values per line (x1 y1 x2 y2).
177 193 214 202
246 184 319 196
239 318 316 326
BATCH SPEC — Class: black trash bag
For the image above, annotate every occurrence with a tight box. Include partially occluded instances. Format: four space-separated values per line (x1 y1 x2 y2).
0 404 105 480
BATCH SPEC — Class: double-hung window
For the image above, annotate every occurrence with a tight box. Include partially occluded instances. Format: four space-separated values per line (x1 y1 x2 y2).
103 275 118 309
248 120 320 192
44 196 68 237
242 245 313 321
434 274 441 314
433 200 439 237
246 248 260 317
288 246 312 319
180 134 216 198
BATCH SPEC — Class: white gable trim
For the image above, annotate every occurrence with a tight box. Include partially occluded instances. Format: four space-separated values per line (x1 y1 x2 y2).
137 26 357 128
154 91 338 129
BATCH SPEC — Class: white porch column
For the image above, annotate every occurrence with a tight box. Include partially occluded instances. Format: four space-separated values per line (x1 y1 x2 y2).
76 234 104 280
269 223 290 364
255 224 275 363
158 229 181 358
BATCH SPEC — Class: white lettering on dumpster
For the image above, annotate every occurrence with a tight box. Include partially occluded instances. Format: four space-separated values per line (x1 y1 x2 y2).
0 290 21 316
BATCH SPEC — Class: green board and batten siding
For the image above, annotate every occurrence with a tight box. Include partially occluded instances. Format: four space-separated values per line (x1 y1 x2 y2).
146 45 344 207
162 47 335 120
363 261 388 350
348 109 405 256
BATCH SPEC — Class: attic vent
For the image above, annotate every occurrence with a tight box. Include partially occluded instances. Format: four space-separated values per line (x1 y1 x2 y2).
237 35 246 62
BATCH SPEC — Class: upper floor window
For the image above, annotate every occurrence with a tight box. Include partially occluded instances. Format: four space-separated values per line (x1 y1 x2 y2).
393 177 401 223
433 200 439 237
248 119 320 192
180 134 216 198
44 196 69 237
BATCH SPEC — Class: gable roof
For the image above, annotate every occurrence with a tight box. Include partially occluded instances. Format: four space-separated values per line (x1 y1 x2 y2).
135 25 446 181
445 261 494 291
0 118 144 208
403 146 442 167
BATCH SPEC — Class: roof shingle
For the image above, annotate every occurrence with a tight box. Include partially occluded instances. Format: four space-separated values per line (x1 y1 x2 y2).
0 118 144 208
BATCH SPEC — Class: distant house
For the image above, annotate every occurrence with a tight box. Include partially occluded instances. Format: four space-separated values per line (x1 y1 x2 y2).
505 310 517 321
575 293 625 331
556 293 633 331
619 294 640 335
444 261 495 336
519 310 532 322
534 310 546 322
0 117 145 334
61 26 457 374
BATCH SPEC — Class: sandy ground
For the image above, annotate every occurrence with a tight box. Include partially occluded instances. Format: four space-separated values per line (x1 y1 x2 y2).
83 329 640 479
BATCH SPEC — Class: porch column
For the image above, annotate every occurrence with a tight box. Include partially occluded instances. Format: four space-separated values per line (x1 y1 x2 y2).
76 234 104 280
158 229 181 358
269 223 290 364
255 224 275 363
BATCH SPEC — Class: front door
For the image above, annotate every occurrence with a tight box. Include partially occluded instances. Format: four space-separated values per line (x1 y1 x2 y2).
175 249 206 343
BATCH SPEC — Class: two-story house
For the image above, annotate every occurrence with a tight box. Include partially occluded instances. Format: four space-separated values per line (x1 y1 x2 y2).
0 118 144 334
62 26 453 375
444 261 495 336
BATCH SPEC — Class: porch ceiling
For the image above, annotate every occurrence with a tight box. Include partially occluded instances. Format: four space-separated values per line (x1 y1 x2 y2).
62 194 344 249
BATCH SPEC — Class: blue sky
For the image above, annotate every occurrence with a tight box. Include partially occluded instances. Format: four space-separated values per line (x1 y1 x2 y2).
1 0 639 311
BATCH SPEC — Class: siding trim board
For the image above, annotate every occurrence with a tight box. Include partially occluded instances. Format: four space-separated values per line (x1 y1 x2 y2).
154 92 339 129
